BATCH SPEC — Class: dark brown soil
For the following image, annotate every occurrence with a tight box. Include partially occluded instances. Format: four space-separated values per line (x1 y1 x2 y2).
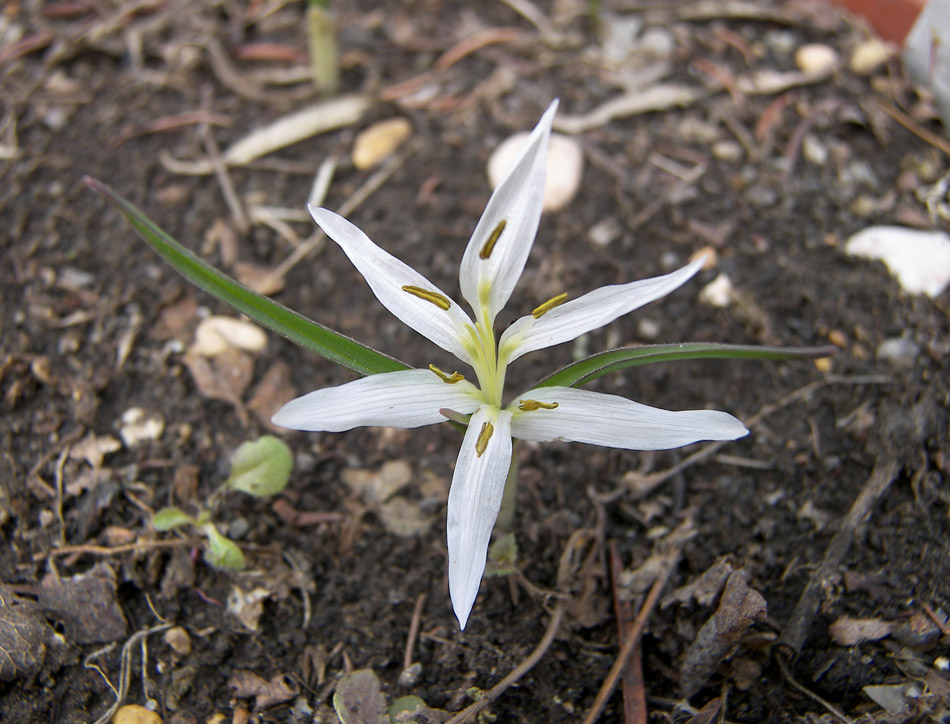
2 1 948 723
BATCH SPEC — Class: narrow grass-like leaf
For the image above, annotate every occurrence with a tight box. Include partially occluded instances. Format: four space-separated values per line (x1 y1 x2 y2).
84 176 409 377
532 343 838 390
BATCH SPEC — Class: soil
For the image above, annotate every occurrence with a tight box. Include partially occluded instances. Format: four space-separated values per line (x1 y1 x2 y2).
1 1 949 723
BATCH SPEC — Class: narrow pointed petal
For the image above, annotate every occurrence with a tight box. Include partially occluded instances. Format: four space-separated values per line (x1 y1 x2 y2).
459 101 558 323
509 386 747 449
272 369 481 432
499 256 706 364
310 207 477 365
447 406 513 629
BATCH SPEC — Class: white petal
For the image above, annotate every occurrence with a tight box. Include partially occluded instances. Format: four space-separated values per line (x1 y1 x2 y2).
272 369 481 432
499 256 706 364
509 386 748 449
459 101 558 323
446 405 513 630
310 207 477 365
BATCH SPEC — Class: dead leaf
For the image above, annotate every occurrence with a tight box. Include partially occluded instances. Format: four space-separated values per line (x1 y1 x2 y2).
0 585 51 681
333 669 388 724
227 586 271 631
235 262 285 296
149 295 199 342
182 349 253 423
69 432 121 468
680 570 767 697
38 563 127 644
683 697 721 724
228 670 297 710
342 460 412 504
378 497 434 537
247 360 297 430
828 616 895 646
663 555 737 608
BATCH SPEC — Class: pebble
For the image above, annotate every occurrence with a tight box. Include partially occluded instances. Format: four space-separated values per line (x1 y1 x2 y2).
801 134 828 165
794 43 839 75
712 140 742 162
112 704 162 724
876 338 920 367
845 225 950 297
850 38 894 76
163 626 192 657
588 216 621 246
119 408 165 447
488 131 583 212
699 274 734 307
352 117 412 170
192 316 268 357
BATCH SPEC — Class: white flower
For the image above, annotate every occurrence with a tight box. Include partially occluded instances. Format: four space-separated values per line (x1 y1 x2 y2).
272 100 748 629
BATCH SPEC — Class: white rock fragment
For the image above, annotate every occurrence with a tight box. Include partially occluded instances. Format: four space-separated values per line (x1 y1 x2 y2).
850 38 894 75
119 408 165 447
699 274 735 308
488 131 583 212
588 216 622 246
845 225 950 297
794 44 839 76
192 316 268 357
876 338 920 367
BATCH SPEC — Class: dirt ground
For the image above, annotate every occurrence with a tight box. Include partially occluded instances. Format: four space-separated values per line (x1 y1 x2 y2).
2 1 949 722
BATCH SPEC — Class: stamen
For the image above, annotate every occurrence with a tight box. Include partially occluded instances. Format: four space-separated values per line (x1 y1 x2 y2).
475 421 494 457
479 220 507 260
531 292 568 318
402 285 451 310
518 399 559 411
429 364 465 384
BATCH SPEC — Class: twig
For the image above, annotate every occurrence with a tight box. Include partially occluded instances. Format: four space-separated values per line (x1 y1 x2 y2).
265 146 413 285
444 602 565 724
872 98 950 157
582 552 679 724
778 457 901 657
403 593 427 672
36 538 195 561
777 656 854 724
203 123 249 233
609 542 646 724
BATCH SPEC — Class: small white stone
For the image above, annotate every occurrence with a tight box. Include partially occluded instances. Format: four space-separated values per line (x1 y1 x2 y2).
119 408 165 447
845 225 950 297
794 44 839 76
712 140 743 162
699 274 735 308
802 134 828 166
876 338 919 367
588 216 622 247
488 131 583 212
850 38 894 76
192 316 268 356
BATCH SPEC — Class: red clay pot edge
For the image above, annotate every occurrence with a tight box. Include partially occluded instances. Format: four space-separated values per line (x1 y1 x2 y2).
817 0 927 45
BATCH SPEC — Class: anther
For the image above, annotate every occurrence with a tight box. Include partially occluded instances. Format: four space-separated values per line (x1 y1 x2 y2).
518 399 559 412
475 421 494 457
429 364 465 384
479 220 507 260
531 292 568 318
402 285 451 310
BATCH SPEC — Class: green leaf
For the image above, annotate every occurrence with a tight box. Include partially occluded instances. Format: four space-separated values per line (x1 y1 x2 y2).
84 176 409 377
389 695 449 723
226 435 294 498
201 524 246 570
531 342 839 390
152 507 195 531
